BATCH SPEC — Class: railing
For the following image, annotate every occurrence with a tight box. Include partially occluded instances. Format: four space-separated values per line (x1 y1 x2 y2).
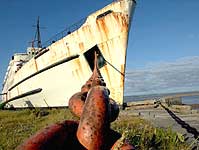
42 18 87 48
38 0 134 48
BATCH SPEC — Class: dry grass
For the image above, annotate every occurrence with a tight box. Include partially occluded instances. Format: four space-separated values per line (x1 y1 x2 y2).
0 108 189 150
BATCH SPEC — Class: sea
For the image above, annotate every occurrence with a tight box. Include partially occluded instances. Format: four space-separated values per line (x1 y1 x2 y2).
124 94 199 105
181 95 199 104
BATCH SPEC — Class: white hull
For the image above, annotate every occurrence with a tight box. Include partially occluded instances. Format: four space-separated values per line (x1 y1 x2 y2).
2 0 136 108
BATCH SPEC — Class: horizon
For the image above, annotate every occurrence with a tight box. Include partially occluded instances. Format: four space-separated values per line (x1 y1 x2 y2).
124 90 199 97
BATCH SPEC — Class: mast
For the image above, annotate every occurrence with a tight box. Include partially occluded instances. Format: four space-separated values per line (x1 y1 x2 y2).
36 16 42 48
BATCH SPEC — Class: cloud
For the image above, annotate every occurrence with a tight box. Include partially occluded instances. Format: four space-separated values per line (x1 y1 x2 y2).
125 56 199 96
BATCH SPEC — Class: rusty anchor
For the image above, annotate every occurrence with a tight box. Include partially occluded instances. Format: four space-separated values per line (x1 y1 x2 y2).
17 52 134 150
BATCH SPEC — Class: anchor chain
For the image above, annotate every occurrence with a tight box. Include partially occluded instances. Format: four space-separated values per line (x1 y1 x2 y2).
17 52 134 150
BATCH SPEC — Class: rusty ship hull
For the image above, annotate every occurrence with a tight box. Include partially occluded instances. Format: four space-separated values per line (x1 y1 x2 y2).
1 0 136 108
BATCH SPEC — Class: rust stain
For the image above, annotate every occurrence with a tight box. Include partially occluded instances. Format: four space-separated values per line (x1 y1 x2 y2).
96 18 109 40
76 59 83 76
50 48 57 62
113 13 128 32
106 42 113 63
75 69 81 81
120 64 125 87
34 58 38 71
78 42 84 52
104 65 111 86
82 25 94 42
121 64 125 73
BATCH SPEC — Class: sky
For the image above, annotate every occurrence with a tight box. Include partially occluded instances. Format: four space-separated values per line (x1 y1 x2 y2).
0 0 199 96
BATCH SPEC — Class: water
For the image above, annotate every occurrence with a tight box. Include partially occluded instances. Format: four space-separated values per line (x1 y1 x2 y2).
182 95 199 104
124 94 199 104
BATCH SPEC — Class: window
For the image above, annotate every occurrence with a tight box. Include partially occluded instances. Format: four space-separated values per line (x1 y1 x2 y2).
84 45 106 71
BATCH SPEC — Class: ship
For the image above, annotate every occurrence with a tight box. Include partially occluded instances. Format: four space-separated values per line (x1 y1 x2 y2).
1 0 136 108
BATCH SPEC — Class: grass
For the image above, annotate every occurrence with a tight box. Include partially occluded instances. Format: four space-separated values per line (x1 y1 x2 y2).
0 108 78 150
111 113 189 150
0 108 189 150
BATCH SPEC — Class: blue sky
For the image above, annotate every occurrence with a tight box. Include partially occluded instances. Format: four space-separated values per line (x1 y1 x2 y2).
0 0 199 95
